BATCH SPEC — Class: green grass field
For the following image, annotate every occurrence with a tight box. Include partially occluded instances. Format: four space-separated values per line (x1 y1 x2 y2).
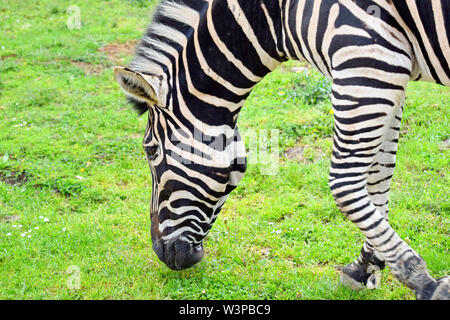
0 0 448 300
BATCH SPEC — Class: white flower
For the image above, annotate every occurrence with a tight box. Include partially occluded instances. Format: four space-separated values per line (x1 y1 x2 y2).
18 225 23 228
27 235 31 238
34 227 39 230
43 218 49 222
276 230 282 235
62 228 66 232
12 225 17 228
21 233 25 237
28 229 31 233
6 233 11 236
39 216 44 219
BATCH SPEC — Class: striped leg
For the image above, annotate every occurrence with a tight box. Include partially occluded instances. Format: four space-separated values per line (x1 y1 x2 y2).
340 105 403 290
329 79 449 299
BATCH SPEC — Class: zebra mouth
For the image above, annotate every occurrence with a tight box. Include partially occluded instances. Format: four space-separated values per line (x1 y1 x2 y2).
152 237 204 270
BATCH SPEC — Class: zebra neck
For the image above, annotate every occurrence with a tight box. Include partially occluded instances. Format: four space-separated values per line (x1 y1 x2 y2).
184 0 287 91
131 0 291 128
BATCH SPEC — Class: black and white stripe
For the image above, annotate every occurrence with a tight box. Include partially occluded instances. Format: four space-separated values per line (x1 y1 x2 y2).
114 0 449 298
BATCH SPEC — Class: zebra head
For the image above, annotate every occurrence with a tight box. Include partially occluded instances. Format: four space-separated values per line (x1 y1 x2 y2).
114 65 247 270
113 0 285 270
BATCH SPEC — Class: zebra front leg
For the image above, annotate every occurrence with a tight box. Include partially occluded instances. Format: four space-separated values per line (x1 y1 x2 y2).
329 84 449 299
340 105 403 290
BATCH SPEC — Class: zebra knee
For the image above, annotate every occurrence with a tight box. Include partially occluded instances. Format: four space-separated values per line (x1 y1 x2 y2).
328 175 369 217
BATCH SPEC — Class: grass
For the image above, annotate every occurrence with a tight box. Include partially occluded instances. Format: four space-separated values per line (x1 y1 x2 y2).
0 0 448 300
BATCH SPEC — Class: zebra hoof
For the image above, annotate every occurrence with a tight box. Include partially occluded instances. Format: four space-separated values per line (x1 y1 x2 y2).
340 262 381 291
366 266 382 290
340 271 365 291
417 276 450 300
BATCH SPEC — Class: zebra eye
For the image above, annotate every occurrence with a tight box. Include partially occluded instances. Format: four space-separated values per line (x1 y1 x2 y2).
144 145 159 161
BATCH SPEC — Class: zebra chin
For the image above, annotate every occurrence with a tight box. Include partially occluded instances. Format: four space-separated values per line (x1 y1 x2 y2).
152 236 204 270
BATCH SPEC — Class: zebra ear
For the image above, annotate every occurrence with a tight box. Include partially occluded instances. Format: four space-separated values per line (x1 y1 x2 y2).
114 67 166 107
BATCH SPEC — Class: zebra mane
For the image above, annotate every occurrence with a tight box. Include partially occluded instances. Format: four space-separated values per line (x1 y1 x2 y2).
126 0 201 115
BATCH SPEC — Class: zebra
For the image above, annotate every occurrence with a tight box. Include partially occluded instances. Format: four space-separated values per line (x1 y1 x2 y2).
114 0 449 299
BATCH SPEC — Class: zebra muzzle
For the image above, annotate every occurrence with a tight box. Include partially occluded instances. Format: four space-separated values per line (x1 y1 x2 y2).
153 237 204 270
